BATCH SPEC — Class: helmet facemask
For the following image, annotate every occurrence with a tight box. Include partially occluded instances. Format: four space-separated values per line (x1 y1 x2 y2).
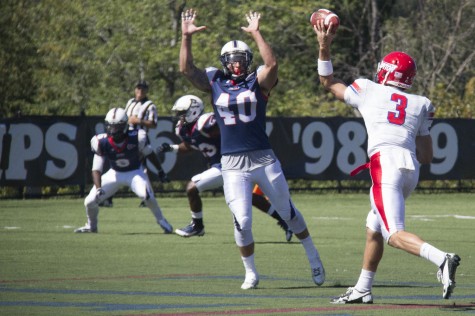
219 40 253 82
106 122 128 143
220 51 252 81
105 108 128 143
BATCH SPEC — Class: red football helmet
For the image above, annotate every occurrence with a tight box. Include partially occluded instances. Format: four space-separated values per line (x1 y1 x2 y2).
376 51 416 89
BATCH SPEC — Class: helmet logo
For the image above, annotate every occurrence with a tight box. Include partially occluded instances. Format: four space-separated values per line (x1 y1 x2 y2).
378 61 397 72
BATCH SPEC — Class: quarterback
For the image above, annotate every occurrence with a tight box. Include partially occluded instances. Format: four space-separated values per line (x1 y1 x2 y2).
313 18 460 303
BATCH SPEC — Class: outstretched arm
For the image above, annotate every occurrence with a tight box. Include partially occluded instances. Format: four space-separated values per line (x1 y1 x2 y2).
179 9 211 92
313 21 347 101
242 11 277 96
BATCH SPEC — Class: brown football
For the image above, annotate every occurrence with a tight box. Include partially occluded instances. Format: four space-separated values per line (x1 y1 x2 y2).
310 9 340 31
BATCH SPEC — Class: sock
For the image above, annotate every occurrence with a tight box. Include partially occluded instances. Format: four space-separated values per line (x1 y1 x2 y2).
354 269 375 293
300 236 320 267
420 242 446 267
241 254 258 280
191 211 203 219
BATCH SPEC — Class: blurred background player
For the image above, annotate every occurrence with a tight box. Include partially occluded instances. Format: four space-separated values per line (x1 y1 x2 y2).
159 95 293 241
74 107 172 234
180 9 325 289
313 19 460 303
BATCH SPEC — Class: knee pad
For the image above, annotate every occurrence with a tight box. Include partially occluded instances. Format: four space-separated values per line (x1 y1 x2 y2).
84 193 98 209
234 226 254 247
285 209 307 235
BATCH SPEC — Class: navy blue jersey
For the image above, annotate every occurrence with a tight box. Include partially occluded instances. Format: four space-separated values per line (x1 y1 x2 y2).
95 130 142 172
178 112 221 165
205 67 271 155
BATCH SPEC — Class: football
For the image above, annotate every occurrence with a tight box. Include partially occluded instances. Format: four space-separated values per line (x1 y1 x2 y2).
310 9 340 31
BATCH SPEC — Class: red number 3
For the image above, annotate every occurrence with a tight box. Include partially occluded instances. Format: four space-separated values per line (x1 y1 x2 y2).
387 93 407 125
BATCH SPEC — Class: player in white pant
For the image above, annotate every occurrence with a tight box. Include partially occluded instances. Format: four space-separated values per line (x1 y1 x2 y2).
313 19 460 303
74 107 172 234
161 95 293 241
180 9 325 290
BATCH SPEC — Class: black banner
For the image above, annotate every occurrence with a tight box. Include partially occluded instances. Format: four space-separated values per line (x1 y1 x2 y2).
1 116 474 186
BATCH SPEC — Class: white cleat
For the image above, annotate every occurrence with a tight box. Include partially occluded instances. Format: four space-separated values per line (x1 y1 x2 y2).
312 259 325 286
74 223 97 233
331 287 373 304
241 275 259 290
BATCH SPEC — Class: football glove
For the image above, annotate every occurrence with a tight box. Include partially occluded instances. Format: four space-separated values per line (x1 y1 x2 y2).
159 142 172 152
158 169 170 183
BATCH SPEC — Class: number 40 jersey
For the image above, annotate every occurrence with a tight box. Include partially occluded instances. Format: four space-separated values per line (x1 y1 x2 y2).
205 66 272 155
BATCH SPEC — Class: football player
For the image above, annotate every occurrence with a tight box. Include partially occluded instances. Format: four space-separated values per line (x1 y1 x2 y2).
74 108 172 234
313 20 461 303
159 95 293 242
180 9 325 290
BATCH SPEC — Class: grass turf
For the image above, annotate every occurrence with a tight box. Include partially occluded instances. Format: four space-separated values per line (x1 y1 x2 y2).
0 193 474 315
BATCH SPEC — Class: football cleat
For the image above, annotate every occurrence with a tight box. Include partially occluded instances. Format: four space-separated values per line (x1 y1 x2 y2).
175 222 205 237
277 220 293 242
331 287 373 304
74 223 97 233
437 253 461 299
241 275 259 290
158 218 173 234
312 259 325 286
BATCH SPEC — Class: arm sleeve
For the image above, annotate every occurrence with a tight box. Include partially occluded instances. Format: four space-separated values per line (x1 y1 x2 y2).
92 154 105 172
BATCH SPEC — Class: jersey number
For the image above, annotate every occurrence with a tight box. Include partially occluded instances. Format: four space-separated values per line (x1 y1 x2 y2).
215 91 257 125
387 93 407 125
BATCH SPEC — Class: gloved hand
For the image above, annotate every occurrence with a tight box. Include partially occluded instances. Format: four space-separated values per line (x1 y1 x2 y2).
158 169 170 183
159 143 172 152
95 188 105 202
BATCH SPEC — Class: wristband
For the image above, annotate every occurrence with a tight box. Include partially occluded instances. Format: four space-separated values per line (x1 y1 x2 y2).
318 59 333 76
170 144 179 153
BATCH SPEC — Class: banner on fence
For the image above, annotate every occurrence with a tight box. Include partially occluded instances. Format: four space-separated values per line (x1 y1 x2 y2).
1 116 474 186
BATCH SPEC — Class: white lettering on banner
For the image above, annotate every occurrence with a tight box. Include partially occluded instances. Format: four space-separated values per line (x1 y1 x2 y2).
5 124 43 179
147 119 175 174
45 123 78 179
298 122 335 174
430 122 458 175
336 121 367 174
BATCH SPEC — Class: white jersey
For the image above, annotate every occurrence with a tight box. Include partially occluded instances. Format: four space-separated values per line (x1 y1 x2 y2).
344 79 435 158
125 98 158 131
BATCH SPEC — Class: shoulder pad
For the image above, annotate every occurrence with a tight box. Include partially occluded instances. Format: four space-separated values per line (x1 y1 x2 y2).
196 113 217 138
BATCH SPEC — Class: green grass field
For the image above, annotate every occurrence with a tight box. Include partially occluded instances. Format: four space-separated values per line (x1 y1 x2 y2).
0 193 474 316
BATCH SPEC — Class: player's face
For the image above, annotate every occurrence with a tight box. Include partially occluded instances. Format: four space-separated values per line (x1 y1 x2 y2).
227 60 246 76
226 53 247 76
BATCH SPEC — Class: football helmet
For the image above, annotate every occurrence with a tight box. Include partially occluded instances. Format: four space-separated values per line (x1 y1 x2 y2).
172 95 204 125
219 40 253 81
105 108 128 142
376 51 416 89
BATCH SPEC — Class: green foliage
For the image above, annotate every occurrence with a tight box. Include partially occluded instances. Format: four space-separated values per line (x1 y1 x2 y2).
0 0 473 118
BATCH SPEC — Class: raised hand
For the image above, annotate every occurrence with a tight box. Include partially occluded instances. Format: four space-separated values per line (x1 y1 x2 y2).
242 11 261 33
181 8 207 36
